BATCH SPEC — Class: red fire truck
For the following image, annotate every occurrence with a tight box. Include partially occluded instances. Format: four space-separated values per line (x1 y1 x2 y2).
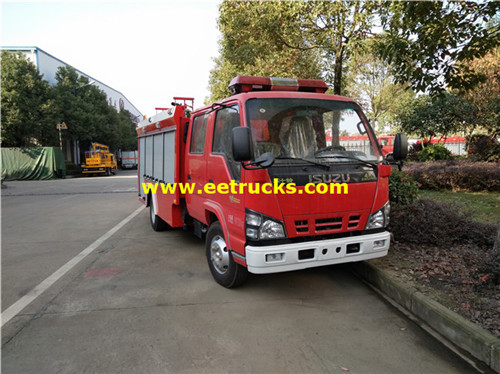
137 76 407 288
378 135 395 156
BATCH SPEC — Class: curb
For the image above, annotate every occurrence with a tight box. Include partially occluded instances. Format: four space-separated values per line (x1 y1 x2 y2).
353 261 500 374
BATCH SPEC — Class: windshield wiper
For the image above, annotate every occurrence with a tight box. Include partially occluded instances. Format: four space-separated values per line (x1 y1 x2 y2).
316 154 380 169
275 156 331 170
315 145 346 155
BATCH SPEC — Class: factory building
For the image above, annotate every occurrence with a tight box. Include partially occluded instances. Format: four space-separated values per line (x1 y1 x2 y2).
3 46 142 119
2 46 142 163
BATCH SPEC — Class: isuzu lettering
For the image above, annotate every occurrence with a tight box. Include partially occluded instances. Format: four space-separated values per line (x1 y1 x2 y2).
137 76 407 288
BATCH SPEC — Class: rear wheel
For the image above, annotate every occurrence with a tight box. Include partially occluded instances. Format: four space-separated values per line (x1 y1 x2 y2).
150 196 168 231
206 221 247 288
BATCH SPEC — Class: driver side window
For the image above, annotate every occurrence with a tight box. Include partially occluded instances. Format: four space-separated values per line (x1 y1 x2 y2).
212 105 241 180
190 113 209 154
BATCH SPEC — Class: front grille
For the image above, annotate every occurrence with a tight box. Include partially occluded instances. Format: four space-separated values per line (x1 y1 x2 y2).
315 217 342 231
348 215 361 229
295 220 308 233
292 213 365 235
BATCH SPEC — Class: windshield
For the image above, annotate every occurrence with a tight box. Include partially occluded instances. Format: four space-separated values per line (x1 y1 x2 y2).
246 98 381 164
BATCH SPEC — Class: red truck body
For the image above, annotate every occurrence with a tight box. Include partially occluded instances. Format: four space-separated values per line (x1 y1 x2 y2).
138 77 394 287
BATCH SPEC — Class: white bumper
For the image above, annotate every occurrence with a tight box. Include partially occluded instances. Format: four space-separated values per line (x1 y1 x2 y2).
245 231 390 274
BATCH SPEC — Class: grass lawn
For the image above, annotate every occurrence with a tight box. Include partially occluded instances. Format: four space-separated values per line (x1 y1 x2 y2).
419 190 500 224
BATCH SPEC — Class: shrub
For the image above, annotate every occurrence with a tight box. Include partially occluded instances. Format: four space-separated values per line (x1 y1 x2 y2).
389 168 419 205
478 247 500 288
407 142 423 162
403 159 500 192
479 227 500 287
418 143 453 161
467 135 500 162
389 198 496 249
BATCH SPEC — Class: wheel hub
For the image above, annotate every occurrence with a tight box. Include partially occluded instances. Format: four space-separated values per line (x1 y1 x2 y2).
210 235 229 275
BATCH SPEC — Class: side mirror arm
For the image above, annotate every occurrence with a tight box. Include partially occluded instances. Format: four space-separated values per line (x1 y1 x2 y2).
241 152 275 170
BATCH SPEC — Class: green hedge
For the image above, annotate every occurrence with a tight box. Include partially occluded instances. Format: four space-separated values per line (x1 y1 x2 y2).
403 159 500 192
390 198 496 249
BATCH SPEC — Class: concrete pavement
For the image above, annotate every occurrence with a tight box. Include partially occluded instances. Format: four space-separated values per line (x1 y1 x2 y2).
1 171 477 373
354 261 500 373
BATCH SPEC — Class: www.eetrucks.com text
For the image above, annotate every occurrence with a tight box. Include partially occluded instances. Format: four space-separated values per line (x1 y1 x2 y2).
142 179 348 195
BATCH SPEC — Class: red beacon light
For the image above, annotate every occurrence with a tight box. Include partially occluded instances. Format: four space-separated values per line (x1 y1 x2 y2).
228 75 328 95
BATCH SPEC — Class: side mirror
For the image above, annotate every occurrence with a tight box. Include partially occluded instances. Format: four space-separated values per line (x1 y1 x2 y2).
232 127 254 162
392 133 408 161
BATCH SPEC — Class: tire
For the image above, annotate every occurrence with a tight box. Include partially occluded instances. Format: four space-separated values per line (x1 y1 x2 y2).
150 196 168 231
206 221 248 288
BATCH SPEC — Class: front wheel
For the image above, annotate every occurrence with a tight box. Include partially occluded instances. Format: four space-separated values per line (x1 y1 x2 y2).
206 221 248 288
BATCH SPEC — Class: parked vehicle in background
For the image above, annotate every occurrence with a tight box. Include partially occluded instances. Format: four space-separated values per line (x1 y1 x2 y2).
121 151 138 169
81 142 117 176
378 135 395 156
378 135 467 157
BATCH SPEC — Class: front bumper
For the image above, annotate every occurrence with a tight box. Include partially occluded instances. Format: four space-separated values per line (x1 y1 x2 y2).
245 231 390 274
81 167 107 174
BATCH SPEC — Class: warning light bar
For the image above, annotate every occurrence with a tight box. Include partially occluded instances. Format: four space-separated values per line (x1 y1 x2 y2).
228 76 328 95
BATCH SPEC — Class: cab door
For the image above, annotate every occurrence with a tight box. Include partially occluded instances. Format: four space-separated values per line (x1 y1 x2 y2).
185 112 210 221
209 104 242 187
206 104 245 248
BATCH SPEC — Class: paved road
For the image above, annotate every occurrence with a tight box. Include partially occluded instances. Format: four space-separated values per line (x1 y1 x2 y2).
1 171 475 373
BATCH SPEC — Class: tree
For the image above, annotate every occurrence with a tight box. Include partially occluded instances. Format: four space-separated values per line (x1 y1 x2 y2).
209 0 381 101
395 93 477 141
208 1 322 102
461 47 500 137
115 110 138 150
377 1 500 95
1 51 58 147
53 66 99 144
52 66 136 152
1 53 136 153
272 0 381 95
344 40 415 132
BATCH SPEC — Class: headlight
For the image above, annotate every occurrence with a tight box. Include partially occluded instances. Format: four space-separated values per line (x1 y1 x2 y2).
245 209 286 240
259 220 285 239
365 202 390 229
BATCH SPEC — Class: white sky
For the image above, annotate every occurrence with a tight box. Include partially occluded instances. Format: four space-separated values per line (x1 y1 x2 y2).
1 1 221 116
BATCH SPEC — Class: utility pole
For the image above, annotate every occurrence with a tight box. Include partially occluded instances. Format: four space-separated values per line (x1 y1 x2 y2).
56 122 68 150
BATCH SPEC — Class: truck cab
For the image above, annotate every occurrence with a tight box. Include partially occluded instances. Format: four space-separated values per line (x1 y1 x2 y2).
138 76 407 288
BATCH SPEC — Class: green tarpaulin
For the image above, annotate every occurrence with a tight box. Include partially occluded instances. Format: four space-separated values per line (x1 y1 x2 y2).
1 147 66 181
